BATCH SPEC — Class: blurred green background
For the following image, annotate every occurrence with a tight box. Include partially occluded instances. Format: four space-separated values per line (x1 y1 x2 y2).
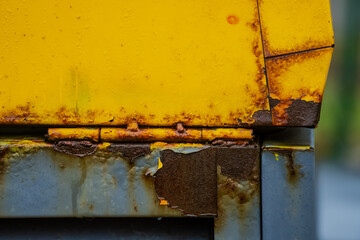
315 0 360 168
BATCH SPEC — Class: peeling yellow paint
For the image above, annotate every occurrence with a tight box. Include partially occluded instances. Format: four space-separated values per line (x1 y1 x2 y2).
98 142 111 150
159 199 168 206
158 158 163 170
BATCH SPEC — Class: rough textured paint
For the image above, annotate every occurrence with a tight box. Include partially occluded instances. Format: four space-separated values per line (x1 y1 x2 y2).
107 144 152 162
52 141 97 157
215 143 260 239
216 145 259 181
155 148 217 216
266 47 333 126
101 128 253 142
0 0 268 127
47 128 100 142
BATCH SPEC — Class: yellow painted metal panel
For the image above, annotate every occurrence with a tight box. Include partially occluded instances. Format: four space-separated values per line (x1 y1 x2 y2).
100 127 253 142
258 0 334 57
0 0 268 127
47 128 100 142
266 47 333 126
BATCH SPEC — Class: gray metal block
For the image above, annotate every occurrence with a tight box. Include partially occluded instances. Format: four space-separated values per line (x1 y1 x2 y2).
262 149 316 240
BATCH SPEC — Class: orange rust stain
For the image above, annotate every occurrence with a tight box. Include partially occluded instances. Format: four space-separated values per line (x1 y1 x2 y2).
112 176 118 186
55 107 81 124
227 15 239 25
0 103 39 123
266 50 324 102
0 104 260 127
89 204 94 210
261 25 334 58
235 5 270 127
271 149 305 186
272 100 292 126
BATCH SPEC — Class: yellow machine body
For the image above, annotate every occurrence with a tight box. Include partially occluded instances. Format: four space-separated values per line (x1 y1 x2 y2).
0 0 334 127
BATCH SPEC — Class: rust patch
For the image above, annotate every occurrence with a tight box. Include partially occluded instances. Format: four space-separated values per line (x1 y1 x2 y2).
0 103 39 123
211 140 248 147
216 145 259 181
273 149 304 185
265 49 328 126
0 147 9 183
262 23 334 57
227 15 239 25
270 98 321 126
107 144 151 162
250 110 273 126
236 4 270 127
89 204 94 211
218 174 257 208
271 99 292 126
266 50 325 101
52 141 97 157
215 143 260 231
155 148 217 216
285 99 321 127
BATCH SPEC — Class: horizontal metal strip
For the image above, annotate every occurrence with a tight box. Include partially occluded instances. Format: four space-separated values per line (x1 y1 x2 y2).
47 126 253 143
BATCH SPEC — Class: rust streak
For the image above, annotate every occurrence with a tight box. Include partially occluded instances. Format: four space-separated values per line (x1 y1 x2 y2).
272 149 304 186
0 147 9 183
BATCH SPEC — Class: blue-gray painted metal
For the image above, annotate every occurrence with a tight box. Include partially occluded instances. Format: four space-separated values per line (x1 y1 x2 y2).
262 127 316 240
215 173 260 240
0 141 261 240
0 145 183 217
263 128 314 148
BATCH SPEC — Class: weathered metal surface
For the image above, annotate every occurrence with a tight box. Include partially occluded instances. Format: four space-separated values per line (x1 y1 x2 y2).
155 148 217 216
262 128 314 149
52 140 98 157
215 144 260 240
101 127 253 142
266 47 333 126
0 139 261 239
258 0 334 57
262 128 315 240
0 140 182 217
47 128 100 142
0 0 268 127
107 144 152 162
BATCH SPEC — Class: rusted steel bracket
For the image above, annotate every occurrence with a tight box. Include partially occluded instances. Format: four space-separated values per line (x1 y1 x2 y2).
47 125 253 143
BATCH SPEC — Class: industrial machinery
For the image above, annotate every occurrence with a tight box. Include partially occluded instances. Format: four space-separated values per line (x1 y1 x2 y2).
0 0 333 239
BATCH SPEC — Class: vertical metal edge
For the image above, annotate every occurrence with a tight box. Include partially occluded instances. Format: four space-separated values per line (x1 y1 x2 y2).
261 145 315 240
